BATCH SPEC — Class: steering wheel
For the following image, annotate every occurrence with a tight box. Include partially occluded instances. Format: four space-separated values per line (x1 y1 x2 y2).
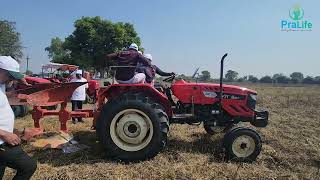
163 74 176 82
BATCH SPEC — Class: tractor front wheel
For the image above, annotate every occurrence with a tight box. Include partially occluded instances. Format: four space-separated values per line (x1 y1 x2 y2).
96 93 169 162
223 127 262 162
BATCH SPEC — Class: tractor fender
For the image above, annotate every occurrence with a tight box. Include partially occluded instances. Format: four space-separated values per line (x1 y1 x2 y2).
99 84 172 117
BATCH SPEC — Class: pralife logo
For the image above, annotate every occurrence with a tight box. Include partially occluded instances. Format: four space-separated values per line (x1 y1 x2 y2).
281 4 313 32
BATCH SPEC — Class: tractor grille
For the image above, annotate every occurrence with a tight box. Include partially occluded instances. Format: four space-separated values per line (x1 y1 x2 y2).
247 93 257 110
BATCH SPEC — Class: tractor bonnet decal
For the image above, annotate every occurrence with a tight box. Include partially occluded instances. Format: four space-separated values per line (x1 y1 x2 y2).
203 91 246 100
222 94 245 100
203 91 217 98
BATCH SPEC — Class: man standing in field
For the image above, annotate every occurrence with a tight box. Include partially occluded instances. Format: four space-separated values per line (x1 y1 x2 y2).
70 70 88 124
0 56 37 180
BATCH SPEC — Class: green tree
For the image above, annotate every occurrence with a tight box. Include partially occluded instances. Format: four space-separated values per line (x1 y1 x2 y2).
273 73 290 84
314 76 320 84
62 16 142 74
248 75 259 83
237 76 248 82
225 70 238 82
0 20 23 59
200 70 211 81
290 72 304 84
259 76 273 83
302 76 314 84
272 73 282 80
45 37 71 63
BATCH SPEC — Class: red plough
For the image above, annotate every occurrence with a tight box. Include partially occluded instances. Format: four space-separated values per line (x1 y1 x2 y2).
9 82 95 133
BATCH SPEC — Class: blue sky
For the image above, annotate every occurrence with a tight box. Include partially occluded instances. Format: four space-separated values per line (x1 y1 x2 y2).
1 0 319 78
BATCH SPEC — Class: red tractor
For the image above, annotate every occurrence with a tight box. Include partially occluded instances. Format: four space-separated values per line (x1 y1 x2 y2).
94 53 268 162
32 63 99 103
41 63 100 103
13 54 268 162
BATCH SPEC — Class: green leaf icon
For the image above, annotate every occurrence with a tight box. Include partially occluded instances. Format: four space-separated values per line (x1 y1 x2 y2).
289 4 304 20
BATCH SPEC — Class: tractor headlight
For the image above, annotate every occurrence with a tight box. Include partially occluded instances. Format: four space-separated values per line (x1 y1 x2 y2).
247 93 257 109
249 94 257 101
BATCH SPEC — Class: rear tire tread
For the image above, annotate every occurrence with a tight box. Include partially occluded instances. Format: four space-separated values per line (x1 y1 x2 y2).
96 92 169 162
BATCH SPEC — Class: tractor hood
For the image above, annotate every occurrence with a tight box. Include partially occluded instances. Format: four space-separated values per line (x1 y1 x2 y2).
171 80 257 105
172 80 257 94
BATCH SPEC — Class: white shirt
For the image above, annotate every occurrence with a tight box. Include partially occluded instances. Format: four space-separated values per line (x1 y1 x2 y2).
70 77 88 101
0 85 15 145
0 84 5 93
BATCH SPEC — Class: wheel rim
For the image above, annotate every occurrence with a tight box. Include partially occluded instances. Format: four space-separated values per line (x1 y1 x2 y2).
231 135 256 158
110 109 153 152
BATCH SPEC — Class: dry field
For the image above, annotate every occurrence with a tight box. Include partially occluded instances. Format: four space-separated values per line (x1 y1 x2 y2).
3 84 320 179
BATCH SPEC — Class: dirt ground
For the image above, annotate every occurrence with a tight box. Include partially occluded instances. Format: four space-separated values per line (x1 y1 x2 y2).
3 84 320 179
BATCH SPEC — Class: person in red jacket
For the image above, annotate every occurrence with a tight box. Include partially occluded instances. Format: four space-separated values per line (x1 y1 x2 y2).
136 54 175 85
106 43 150 84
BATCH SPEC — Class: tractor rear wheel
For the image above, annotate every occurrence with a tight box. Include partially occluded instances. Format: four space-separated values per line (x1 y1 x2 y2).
19 105 28 117
11 105 21 117
43 105 58 110
223 127 262 162
96 93 169 162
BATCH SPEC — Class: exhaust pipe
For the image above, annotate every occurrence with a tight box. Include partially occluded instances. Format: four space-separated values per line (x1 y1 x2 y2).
219 53 228 119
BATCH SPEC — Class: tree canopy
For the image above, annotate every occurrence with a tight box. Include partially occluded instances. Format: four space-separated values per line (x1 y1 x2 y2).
0 20 23 59
45 37 70 64
46 16 142 73
273 73 290 84
248 75 259 83
200 70 211 81
260 76 273 83
290 72 304 84
225 70 238 82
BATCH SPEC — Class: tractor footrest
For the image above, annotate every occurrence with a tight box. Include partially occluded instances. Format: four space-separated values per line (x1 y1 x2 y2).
251 110 269 127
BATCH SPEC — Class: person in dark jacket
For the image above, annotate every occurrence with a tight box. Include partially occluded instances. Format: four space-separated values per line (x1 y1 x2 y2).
137 54 175 84
106 43 150 84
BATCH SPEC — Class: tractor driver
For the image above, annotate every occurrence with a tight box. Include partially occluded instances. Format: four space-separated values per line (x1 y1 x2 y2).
106 43 150 84
136 54 175 85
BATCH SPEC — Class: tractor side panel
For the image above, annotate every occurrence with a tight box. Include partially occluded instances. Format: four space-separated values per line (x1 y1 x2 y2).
100 84 172 116
171 83 203 104
200 86 255 117
172 80 256 118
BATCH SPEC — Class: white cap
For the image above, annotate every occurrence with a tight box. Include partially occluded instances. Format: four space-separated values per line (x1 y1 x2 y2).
143 54 153 61
0 56 23 79
129 43 138 51
76 69 83 74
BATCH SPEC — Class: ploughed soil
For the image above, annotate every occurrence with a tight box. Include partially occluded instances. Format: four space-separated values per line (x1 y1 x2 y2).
3 85 320 179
